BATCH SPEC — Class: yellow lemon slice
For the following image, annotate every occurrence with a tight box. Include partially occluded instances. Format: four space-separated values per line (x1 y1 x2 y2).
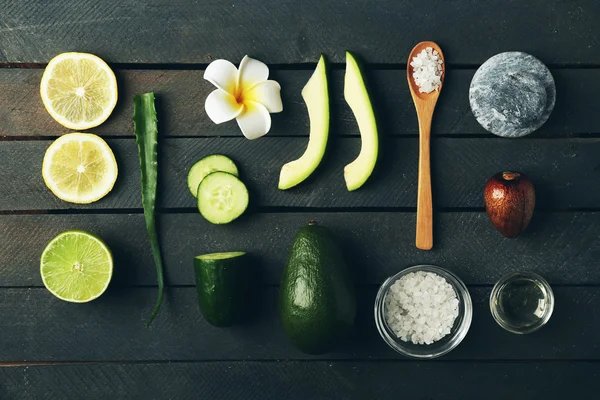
42 133 118 204
40 52 118 130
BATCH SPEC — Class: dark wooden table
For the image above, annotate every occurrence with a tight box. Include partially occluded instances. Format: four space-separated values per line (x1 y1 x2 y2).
1 0 600 398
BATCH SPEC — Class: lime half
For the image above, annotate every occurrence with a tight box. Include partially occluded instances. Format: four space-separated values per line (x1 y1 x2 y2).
40 230 113 303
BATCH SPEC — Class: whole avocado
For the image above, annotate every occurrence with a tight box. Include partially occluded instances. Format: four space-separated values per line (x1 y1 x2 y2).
279 221 356 354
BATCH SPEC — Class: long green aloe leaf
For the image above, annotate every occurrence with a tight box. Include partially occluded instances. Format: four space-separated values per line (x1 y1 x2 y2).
133 92 164 327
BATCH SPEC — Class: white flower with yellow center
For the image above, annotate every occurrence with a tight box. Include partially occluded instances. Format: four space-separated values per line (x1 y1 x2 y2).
204 55 283 139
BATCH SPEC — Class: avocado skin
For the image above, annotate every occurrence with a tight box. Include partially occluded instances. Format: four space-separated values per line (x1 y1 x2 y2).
279 222 356 354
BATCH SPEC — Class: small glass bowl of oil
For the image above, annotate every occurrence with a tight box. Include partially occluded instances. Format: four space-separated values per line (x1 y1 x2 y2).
490 272 554 334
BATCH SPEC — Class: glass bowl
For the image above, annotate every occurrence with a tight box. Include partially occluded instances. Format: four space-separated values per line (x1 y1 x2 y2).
374 265 473 359
489 271 554 334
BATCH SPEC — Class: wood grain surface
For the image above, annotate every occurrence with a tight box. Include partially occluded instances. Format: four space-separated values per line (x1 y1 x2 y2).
2 0 599 397
0 286 598 361
0 138 598 211
2 212 599 287
1 68 599 138
1 361 599 399
1 0 598 64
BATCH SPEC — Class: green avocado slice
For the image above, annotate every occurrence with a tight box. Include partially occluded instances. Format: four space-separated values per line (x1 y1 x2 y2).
278 55 329 190
343 51 379 191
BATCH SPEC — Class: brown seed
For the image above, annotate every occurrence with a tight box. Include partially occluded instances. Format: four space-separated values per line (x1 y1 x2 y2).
484 171 535 238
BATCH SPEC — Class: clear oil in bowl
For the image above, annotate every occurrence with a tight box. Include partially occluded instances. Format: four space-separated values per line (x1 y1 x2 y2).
490 272 554 334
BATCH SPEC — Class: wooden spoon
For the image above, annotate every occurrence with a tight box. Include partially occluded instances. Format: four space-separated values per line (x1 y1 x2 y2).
407 41 445 250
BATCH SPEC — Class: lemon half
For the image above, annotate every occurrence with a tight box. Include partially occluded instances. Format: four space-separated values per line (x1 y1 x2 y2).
40 52 118 130
42 133 118 204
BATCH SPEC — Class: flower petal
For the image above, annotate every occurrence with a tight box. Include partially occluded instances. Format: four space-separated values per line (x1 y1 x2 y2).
205 89 243 124
243 80 283 113
236 101 271 140
237 55 269 92
204 59 238 93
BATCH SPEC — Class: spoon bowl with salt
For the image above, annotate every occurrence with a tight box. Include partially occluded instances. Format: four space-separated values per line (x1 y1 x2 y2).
407 41 445 250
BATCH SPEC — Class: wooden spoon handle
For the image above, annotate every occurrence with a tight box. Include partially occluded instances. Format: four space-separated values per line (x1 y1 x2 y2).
416 115 433 250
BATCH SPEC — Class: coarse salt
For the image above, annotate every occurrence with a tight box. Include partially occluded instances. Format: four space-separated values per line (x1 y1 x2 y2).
384 271 459 345
411 47 443 94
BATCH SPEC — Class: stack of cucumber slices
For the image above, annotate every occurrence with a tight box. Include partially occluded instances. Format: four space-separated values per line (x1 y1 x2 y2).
187 155 249 224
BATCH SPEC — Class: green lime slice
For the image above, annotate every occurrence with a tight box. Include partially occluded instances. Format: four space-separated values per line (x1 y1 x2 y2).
40 230 113 303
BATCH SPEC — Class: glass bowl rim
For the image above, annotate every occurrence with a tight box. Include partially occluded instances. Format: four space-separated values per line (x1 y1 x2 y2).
489 271 554 334
374 264 473 359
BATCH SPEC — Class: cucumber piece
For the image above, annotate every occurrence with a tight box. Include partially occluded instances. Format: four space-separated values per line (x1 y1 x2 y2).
197 171 249 224
194 251 249 327
187 154 239 197
197 252 246 260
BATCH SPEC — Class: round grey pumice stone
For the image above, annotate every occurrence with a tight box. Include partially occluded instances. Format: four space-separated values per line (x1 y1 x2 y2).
469 52 556 138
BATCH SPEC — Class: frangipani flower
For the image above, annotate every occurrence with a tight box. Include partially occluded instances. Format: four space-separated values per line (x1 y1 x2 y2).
204 55 283 140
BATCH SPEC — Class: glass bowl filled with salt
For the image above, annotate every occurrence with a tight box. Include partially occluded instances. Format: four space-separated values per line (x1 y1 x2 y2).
374 265 472 359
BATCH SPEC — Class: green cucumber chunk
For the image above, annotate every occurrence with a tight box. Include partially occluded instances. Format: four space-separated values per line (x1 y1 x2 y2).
194 251 249 327
187 154 239 197
197 251 246 261
197 171 249 224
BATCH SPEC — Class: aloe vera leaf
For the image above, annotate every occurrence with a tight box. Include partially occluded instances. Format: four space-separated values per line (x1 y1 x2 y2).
133 92 164 327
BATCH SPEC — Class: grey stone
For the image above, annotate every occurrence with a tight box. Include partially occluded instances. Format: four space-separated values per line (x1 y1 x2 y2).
469 52 556 138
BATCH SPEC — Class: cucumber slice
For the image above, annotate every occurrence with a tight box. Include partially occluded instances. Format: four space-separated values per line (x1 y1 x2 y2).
197 171 249 224
194 251 249 327
187 154 239 197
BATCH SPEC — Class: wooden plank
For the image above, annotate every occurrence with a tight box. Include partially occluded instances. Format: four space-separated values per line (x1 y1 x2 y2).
1 0 598 64
2 212 599 287
0 138 598 211
0 286 599 361
1 361 598 400
1 68 599 138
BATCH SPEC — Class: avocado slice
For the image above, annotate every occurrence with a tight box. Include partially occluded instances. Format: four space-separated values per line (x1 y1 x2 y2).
193 251 250 327
279 221 356 354
278 55 329 190
343 52 379 191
